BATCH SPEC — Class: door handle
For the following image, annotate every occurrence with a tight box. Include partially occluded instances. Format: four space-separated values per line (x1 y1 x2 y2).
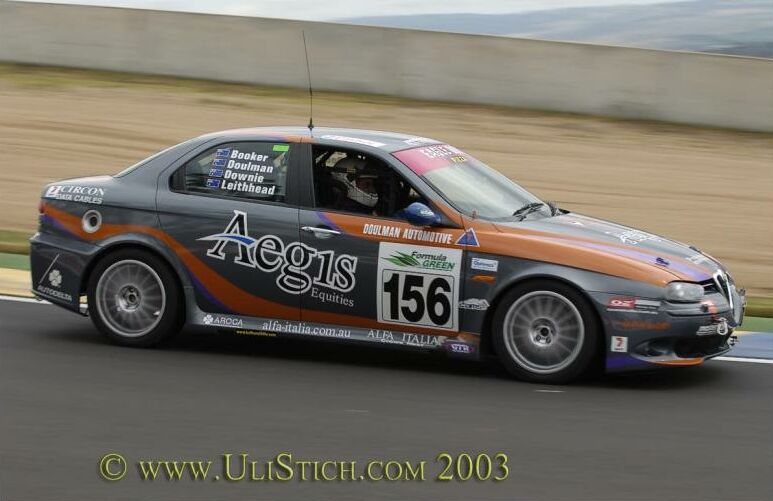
301 226 341 237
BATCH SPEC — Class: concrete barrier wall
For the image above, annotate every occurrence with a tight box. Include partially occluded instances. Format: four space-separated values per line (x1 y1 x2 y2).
1 0 772 131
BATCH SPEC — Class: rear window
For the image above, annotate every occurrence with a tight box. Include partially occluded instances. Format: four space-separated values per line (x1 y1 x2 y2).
177 142 291 203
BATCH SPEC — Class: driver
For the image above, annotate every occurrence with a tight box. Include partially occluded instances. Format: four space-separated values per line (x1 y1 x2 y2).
331 156 380 214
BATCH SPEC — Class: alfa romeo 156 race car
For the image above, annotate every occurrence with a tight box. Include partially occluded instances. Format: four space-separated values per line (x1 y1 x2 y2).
31 127 745 383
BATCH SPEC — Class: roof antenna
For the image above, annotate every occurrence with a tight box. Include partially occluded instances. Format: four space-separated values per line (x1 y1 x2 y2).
302 31 314 135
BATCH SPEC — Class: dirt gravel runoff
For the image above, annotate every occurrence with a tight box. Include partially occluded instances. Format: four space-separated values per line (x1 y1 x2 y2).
0 65 771 296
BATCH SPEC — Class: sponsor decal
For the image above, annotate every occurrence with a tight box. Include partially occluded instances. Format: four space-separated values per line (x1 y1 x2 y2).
445 341 475 354
611 336 628 353
202 314 244 327
35 254 70 301
655 257 670 267
416 145 460 159
48 269 63 288
403 136 437 146
206 147 282 196
311 287 354 308
455 228 479 247
612 319 671 331
687 253 711 265
201 211 358 296
696 318 729 336
44 185 105 205
459 298 489 311
362 223 453 245
384 250 456 271
263 320 351 339
607 297 660 314
36 284 73 303
605 229 661 246
470 257 498 272
236 329 277 337
367 329 444 348
377 242 462 331
608 298 635 309
320 135 385 148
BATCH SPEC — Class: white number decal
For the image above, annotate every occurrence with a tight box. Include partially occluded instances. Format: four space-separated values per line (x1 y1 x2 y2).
377 243 462 331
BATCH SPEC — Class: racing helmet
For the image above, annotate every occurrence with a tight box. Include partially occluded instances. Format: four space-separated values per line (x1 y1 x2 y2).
331 156 379 208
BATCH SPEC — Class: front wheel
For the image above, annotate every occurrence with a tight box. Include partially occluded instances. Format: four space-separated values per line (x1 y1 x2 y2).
492 281 600 384
87 249 184 347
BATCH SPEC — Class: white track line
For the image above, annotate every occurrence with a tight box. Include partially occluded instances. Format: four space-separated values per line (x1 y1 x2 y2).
713 356 773 365
1 295 771 365
0 294 47 304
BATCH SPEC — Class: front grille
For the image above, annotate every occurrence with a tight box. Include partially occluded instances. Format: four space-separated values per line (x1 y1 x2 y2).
712 270 734 310
701 280 720 295
674 336 728 358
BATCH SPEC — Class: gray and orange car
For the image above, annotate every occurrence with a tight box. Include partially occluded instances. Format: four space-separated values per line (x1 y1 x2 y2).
31 127 745 383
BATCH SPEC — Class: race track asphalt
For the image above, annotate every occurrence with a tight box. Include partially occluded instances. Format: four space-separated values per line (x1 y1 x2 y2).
1 299 771 501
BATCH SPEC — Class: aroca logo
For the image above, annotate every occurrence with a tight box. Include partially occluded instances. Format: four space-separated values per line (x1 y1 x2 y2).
203 314 243 327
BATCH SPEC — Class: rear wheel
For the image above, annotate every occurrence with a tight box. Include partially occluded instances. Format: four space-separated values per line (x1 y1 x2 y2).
87 249 183 347
492 280 599 384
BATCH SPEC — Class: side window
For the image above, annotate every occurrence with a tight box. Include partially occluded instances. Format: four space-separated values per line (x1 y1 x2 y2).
312 146 426 219
179 142 291 203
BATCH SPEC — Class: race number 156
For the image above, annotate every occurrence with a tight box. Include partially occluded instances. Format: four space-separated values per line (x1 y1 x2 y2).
381 271 454 329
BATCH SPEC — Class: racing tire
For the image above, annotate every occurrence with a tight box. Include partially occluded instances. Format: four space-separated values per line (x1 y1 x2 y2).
87 249 184 347
492 280 600 384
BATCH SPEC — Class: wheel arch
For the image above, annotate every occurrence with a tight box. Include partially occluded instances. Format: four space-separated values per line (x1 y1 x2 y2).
79 237 191 300
478 273 606 363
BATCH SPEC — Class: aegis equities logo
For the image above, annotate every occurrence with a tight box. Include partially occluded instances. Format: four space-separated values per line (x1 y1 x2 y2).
200 211 358 295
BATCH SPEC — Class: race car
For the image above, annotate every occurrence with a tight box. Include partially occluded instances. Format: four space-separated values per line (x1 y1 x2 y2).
30 127 745 383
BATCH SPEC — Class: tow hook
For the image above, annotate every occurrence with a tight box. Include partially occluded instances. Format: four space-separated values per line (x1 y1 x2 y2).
728 335 739 347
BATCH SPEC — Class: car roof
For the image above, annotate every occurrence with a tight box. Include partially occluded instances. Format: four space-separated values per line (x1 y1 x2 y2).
200 126 444 153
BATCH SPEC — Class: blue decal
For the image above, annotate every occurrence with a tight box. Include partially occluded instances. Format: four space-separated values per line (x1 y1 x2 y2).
208 168 224 178
212 158 227 168
198 233 257 246
206 179 221 189
455 228 479 247
215 148 231 159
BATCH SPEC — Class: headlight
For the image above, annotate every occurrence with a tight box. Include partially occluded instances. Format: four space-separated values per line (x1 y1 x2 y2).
665 282 704 302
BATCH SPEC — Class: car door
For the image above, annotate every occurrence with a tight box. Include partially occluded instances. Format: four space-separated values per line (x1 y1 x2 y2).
157 139 302 321
296 144 468 346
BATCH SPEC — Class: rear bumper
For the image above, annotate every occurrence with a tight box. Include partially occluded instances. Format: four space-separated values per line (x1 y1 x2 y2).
30 232 100 313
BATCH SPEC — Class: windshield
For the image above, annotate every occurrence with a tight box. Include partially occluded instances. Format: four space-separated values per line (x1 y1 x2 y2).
393 144 547 220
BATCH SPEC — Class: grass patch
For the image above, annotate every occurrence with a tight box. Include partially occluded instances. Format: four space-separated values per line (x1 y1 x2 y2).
746 297 773 319
0 252 30 271
742 316 773 333
0 230 31 255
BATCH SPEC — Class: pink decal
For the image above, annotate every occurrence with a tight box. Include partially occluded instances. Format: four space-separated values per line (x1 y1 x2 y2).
393 145 467 176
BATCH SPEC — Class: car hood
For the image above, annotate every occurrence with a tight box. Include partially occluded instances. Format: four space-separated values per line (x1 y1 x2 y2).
493 213 720 283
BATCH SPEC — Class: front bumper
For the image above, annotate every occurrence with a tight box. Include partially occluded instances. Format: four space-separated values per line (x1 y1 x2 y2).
595 289 746 373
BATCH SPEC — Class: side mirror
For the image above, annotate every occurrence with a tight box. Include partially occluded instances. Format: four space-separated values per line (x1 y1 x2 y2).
403 202 440 227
